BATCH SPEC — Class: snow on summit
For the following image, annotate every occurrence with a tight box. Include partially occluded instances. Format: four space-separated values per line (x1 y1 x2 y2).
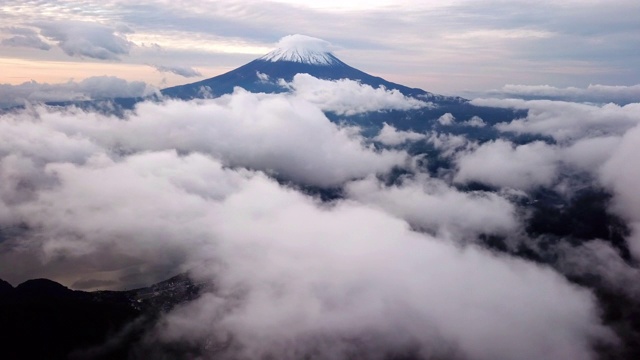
259 34 341 66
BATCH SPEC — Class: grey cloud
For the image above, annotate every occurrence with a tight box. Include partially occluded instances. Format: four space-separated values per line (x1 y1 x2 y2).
35 21 133 60
486 84 640 105
0 76 157 108
1 35 51 50
1 27 51 50
152 64 202 78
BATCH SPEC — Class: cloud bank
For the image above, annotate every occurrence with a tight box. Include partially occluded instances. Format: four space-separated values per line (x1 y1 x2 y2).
2 76 640 358
487 84 640 105
0 77 157 108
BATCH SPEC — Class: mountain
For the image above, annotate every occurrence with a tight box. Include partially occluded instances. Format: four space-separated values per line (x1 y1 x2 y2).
0 274 205 360
15 34 521 139
161 35 524 138
162 34 462 103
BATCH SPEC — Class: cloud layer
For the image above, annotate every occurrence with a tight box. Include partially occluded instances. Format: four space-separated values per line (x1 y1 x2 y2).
0 84 626 358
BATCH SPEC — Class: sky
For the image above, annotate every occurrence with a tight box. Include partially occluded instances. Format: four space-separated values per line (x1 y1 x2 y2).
1 0 639 95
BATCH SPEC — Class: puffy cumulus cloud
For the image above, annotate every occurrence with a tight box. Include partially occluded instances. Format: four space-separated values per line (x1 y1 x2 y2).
437 112 455 125
36 21 133 60
601 123 640 259
0 76 157 108
454 140 560 190
373 122 426 146
345 174 519 239
427 132 475 158
464 115 486 127
472 98 640 141
152 64 202 78
487 84 640 105
283 73 431 115
4 90 405 187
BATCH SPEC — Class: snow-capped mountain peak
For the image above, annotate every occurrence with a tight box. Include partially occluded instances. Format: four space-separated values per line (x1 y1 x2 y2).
259 34 341 66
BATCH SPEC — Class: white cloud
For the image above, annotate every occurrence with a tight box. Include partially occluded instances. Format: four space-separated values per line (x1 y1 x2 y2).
256 71 270 82
561 136 621 172
373 122 425 146
454 139 560 190
437 112 455 125
5 89 405 187
345 174 519 239
601 123 640 259
282 73 432 115
472 98 640 141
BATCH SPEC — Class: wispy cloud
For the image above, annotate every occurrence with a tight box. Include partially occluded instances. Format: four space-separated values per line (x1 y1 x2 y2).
152 64 202 78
